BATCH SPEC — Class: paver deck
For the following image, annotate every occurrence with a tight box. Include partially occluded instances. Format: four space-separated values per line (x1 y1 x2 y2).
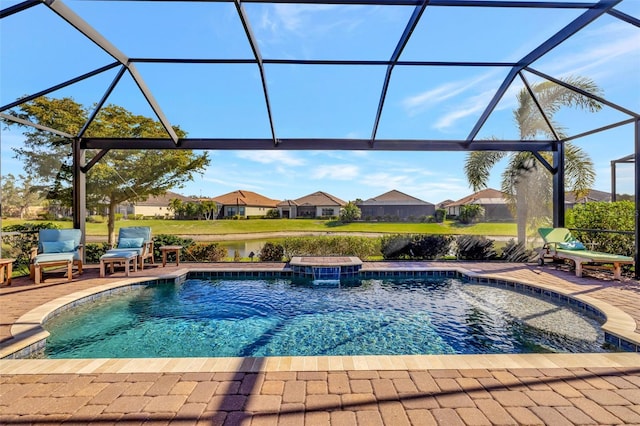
1 261 639 425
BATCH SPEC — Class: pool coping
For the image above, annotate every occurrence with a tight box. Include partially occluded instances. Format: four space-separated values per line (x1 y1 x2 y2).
1 266 639 369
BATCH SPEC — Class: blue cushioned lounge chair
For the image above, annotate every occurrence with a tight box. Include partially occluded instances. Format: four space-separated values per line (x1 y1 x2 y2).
106 226 154 270
30 229 83 284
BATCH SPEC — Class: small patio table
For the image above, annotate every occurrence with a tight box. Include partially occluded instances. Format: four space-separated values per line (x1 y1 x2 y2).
0 258 15 285
100 251 138 277
159 246 183 267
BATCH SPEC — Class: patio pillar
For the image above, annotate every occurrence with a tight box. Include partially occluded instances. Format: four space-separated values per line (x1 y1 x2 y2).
72 137 86 261
611 160 617 202
635 119 639 279
552 141 565 228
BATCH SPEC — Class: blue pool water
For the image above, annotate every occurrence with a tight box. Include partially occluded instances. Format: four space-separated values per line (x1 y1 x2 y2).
43 278 607 358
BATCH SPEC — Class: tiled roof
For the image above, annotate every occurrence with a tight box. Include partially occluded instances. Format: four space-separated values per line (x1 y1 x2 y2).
359 190 433 206
136 191 195 206
277 199 299 207
212 190 279 207
565 189 611 203
437 199 454 209
294 191 346 207
444 188 508 207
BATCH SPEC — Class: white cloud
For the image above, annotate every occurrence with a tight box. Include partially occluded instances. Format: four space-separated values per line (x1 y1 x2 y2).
261 4 344 34
402 82 463 114
401 70 499 117
357 171 470 202
235 151 306 166
311 164 359 180
536 23 640 83
433 89 498 131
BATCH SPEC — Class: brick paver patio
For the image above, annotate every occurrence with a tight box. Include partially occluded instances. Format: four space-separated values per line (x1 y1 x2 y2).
1 261 639 425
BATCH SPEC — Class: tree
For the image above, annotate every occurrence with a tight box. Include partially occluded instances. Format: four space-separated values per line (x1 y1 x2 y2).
340 201 362 223
0 174 42 218
7 96 210 245
168 198 184 219
464 76 601 243
199 200 219 220
458 204 484 224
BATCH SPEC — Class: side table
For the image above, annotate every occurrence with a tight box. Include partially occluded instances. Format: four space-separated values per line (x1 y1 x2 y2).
0 258 15 286
160 245 183 267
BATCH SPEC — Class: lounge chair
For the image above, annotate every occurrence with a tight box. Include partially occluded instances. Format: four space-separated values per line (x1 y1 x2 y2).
105 226 154 270
537 227 634 280
30 229 83 284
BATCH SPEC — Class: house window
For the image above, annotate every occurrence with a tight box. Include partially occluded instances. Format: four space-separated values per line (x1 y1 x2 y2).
227 206 245 217
321 208 334 217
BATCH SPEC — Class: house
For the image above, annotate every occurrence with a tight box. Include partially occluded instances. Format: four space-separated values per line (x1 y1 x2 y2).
444 188 513 221
565 189 611 209
212 190 279 218
128 191 195 218
278 191 346 218
357 190 435 220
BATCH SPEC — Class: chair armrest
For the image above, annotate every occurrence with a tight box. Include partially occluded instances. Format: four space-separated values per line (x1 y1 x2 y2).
78 244 84 259
143 241 153 255
30 247 38 261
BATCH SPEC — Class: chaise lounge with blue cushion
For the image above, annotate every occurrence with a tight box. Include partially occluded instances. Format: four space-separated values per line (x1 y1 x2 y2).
538 227 634 280
105 226 154 270
30 229 83 284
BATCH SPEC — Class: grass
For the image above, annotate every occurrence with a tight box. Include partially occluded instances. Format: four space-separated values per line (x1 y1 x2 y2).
1 218 517 238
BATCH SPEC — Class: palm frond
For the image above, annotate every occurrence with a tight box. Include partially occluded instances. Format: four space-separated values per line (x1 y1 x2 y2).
564 142 596 197
464 151 507 191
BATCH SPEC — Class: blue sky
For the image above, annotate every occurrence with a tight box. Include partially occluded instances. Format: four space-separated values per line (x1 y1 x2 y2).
1 0 638 204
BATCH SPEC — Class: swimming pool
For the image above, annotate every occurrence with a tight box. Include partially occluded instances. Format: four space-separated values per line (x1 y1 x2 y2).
43 277 608 358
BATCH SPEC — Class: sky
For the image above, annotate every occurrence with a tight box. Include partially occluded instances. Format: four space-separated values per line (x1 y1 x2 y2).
1 0 639 205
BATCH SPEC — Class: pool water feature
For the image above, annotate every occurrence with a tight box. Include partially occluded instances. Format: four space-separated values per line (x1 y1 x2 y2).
313 266 341 281
43 277 608 359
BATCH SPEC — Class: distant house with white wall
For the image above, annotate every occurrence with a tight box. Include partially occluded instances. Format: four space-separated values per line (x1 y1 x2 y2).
278 191 346 218
128 191 195 218
212 190 279 218
357 190 435 220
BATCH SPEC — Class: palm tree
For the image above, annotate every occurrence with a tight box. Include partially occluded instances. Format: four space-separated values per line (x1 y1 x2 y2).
464 76 602 243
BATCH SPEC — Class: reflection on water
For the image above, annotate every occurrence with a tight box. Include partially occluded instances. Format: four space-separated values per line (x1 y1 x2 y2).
217 239 279 258
43 278 608 359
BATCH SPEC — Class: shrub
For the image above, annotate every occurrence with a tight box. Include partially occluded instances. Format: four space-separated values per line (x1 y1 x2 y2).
259 242 285 262
152 234 195 262
265 209 280 219
500 239 536 262
435 208 446 223
184 243 227 262
409 235 454 259
233 250 241 262
380 234 412 259
380 234 452 260
282 236 380 260
85 242 110 264
567 201 634 256
455 235 497 260
339 202 361 223
1 222 59 274
458 204 484 224
421 215 437 223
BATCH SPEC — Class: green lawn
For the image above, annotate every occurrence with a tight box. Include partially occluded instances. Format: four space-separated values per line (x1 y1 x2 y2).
1 218 516 238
